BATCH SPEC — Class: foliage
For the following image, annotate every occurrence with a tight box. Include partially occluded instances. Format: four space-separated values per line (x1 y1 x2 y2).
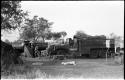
20 15 67 41
46 31 67 40
1 40 23 73
1 1 26 74
20 16 53 42
60 31 67 38
51 32 61 40
20 27 37 41
109 33 123 47
1 1 27 31
45 30 53 40
50 31 67 40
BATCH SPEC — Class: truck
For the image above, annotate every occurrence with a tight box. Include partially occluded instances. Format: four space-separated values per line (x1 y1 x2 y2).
47 43 70 60
67 35 115 58
23 40 70 59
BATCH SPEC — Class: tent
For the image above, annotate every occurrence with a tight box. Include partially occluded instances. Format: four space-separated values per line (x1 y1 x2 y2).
23 45 33 57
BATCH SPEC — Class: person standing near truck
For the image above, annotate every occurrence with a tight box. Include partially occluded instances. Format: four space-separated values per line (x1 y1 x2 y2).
114 47 122 64
34 46 41 57
120 48 124 65
31 43 35 58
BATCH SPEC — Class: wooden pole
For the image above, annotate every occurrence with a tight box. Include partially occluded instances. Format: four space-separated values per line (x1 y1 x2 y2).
106 40 110 62
106 48 109 62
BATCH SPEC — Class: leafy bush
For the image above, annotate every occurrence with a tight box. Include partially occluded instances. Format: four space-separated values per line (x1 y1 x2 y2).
1 40 23 73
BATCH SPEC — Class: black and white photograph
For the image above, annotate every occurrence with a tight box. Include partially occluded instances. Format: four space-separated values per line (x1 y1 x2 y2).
1 1 124 79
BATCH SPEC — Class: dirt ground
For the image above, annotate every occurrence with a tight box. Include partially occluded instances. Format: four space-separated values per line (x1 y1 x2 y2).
23 57 124 79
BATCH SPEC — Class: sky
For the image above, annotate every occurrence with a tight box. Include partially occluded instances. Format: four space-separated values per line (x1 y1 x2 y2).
1 1 124 42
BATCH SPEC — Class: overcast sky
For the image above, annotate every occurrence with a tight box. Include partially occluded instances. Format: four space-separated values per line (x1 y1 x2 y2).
2 1 124 42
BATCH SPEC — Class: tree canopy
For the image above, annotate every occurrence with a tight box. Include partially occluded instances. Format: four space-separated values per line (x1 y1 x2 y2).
20 16 53 42
52 31 67 40
60 31 67 38
1 1 27 31
52 32 62 40
1 1 67 42
19 15 67 42
109 33 123 47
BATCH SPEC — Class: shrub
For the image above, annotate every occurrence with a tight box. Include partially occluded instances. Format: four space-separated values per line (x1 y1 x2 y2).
1 40 24 73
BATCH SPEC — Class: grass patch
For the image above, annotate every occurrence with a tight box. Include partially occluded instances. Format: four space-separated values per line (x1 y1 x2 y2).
1 58 123 79
1 63 69 79
1 64 48 79
1 64 81 79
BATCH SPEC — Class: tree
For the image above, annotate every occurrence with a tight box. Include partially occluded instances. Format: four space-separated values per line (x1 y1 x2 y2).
60 31 67 38
1 1 27 31
20 16 53 42
1 1 26 73
45 31 67 40
109 33 123 48
45 29 53 40
51 32 62 40
20 27 37 41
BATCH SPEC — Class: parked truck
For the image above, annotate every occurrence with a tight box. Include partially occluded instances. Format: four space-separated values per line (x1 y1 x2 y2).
67 35 115 58
47 43 70 60
23 40 70 59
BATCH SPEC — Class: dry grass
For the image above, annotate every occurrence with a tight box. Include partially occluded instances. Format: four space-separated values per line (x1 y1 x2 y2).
1 65 47 79
1 66 72 79
1 58 124 79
